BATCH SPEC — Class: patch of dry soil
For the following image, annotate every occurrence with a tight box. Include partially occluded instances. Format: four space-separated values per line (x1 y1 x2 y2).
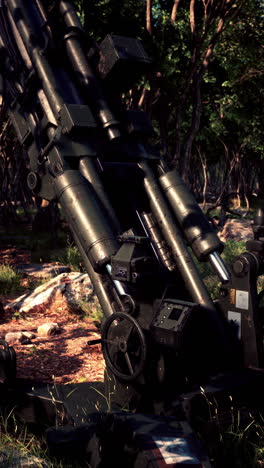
0 248 104 384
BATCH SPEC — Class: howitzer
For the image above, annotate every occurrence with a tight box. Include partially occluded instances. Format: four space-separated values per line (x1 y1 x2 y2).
1 1 264 465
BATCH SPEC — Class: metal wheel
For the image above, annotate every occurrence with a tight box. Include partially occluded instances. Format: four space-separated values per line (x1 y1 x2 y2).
101 312 147 381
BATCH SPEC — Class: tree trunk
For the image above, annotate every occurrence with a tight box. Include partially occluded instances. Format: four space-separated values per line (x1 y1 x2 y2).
146 0 152 35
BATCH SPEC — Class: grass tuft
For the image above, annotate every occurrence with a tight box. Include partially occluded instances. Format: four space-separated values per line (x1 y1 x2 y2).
52 245 83 272
0 409 48 467
0 264 23 295
77 300 104 327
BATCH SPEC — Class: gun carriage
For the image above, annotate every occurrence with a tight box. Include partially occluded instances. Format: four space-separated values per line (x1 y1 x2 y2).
0 1 264 465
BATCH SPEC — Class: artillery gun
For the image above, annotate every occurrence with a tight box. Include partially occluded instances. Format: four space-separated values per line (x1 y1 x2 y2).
0 1 264 465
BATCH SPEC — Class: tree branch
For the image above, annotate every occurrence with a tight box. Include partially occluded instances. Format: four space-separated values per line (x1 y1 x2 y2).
190 0 196 34
171 0 181 23
181 73 201 180
171 1 246 175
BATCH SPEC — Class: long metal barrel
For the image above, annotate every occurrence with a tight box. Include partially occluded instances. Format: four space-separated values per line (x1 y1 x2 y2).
139 161 227 335
79 157 121 234
69 228 116 318
59 0 121 141
7 0 81 120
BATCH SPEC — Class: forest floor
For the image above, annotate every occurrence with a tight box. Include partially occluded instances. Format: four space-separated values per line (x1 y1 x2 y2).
0 225 263 467
0 246 105 385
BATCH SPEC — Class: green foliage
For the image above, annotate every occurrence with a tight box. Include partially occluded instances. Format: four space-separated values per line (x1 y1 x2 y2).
203 274 221 301
54 245 83 272
198 0 263 196
198 388 264 467
196 240 246 299
78 300 104 326
0 265 22 295
0 410 48 467
74 0 145 40
74 0 263 197
0 409 88 467
222 240 246 266
223 414 264 467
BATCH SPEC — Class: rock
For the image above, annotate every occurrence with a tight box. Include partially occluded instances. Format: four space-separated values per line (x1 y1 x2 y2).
23 344 37 350
62 273 95 314
15 263 71 279
46 424 95 461
5 272 97 316
0 449 48 467
18 455 48 467
218 219 253 242
5 332 30 345
22 331 36 340
0 451 8 465
37 322 60 337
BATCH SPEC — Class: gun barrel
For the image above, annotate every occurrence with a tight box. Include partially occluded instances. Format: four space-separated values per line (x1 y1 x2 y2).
60 0 121 140
79 158 121 234
70 229 116 318
139 161 217 314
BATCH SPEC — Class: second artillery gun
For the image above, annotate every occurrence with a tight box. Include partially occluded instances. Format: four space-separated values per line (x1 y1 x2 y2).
1 1 264 465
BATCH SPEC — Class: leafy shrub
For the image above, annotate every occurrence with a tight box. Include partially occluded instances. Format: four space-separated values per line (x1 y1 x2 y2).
222 240 246 266
195 240 246 299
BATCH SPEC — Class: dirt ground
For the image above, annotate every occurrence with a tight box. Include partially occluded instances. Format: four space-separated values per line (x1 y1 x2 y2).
0 247 105 384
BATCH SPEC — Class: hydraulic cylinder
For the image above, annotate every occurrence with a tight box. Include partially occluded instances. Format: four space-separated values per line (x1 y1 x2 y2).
159 168 223 260
139 161 218 316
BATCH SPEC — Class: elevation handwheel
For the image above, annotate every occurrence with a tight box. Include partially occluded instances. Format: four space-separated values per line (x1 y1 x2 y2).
101 312 147 381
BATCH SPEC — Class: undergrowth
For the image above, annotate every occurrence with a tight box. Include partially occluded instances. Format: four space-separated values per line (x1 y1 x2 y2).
208 412 264 467
194 388 264 467
196 240 247 299
0 265 22 295
52 245 83 272
77 300 103 326
1 399 264 467
0 408 90 467
0 409 48 467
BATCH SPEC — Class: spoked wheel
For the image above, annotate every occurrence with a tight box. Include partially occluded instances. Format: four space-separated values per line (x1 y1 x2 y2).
101 312 147 382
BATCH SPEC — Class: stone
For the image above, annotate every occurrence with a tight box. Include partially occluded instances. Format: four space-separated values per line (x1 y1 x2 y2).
37 322 60 337
5 332 30 345
0 449 49 467
19 455 48 467
23 344 37 350
218 218 253 242
0 451 8 465
46 424 96 462
5 272 97 316
22 331 36 340
15 263 71 279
